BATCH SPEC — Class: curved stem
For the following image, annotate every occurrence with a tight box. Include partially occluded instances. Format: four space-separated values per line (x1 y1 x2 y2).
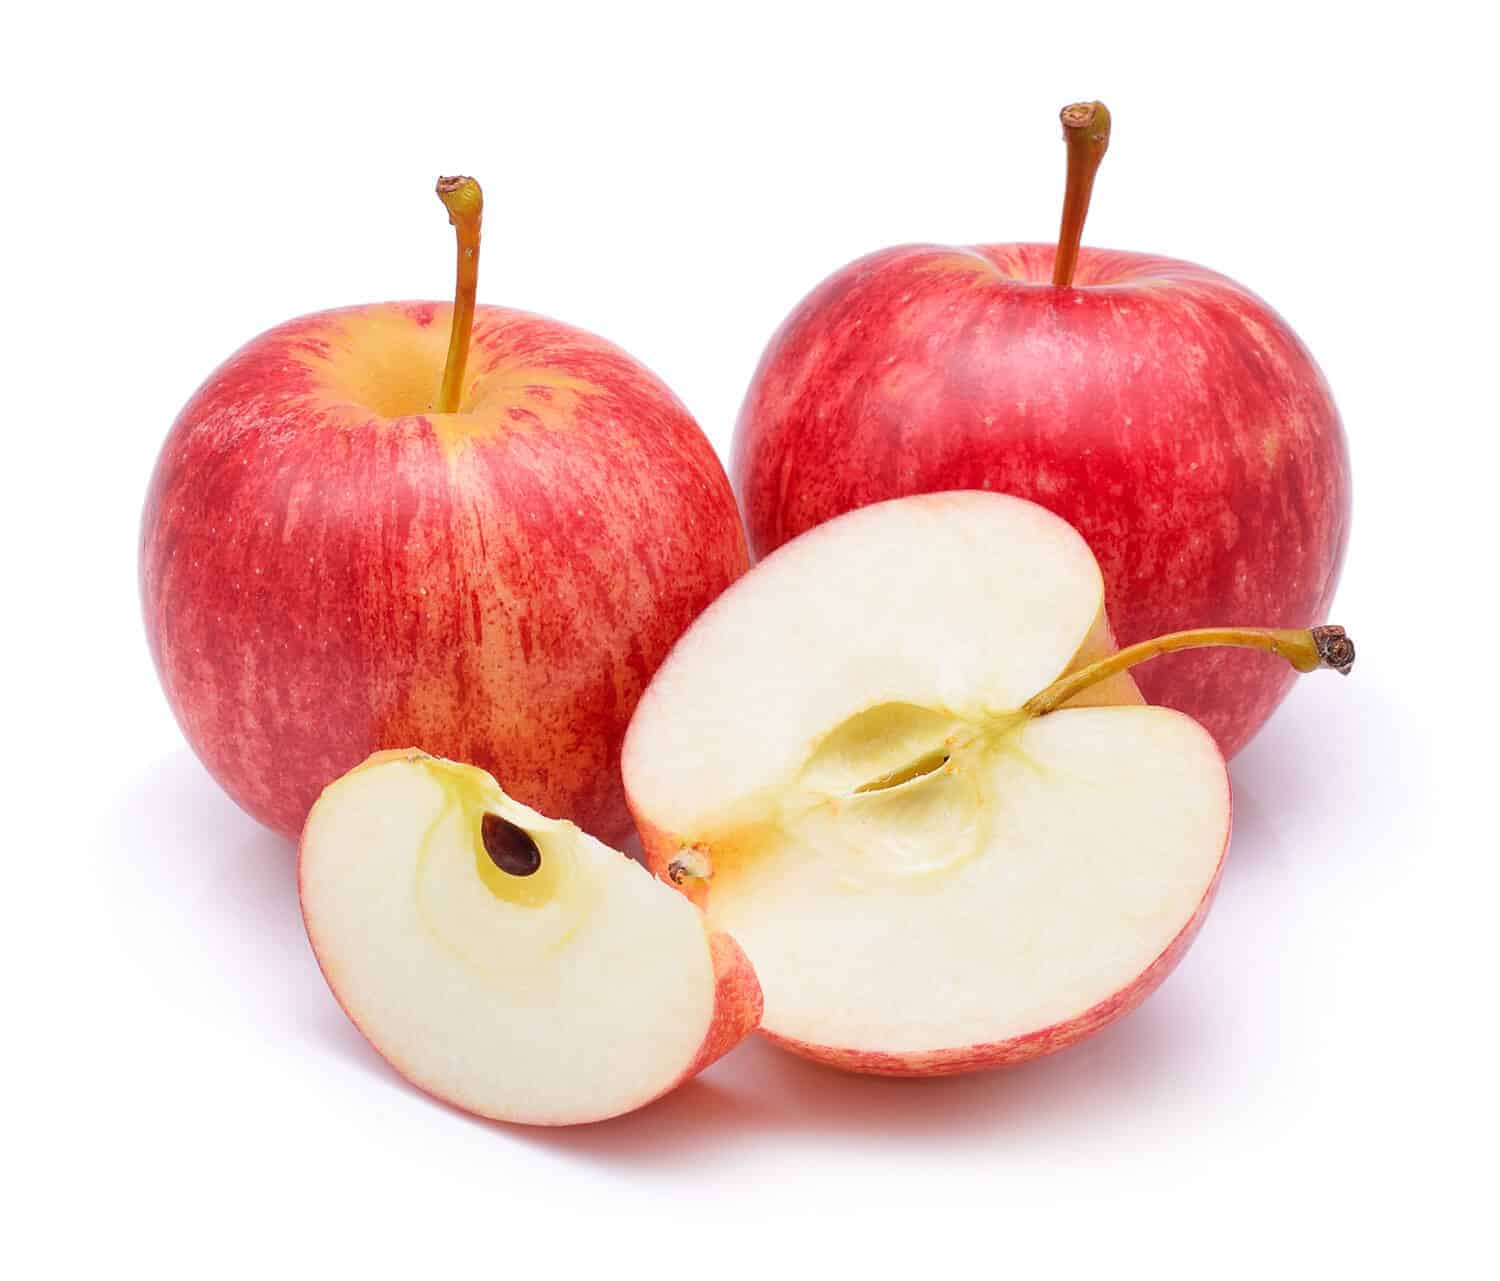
1023 625 1355 718
435 176 483 414
1052 101 1111 288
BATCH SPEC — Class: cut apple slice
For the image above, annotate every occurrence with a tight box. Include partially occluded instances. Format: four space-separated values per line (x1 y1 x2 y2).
624 492 1350 1075
298 750 761 1124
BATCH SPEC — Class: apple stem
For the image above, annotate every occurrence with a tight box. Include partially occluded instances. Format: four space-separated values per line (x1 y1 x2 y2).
1052 101 1111 289
435 176 483 415
1023 625 1355 718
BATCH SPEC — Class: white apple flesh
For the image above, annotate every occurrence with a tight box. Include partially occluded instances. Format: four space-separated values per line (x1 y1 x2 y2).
624 492 1234 1075
298 750 762 1124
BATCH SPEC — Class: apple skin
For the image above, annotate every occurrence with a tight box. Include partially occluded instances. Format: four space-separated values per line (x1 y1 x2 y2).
675 931 765 1087
732 243 1351 757
142 302 748 845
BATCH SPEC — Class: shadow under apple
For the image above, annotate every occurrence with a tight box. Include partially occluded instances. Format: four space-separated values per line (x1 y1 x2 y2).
107 745 1254 1169
1226 669 1418 887
504 963 1224 1171
108 751 376 1071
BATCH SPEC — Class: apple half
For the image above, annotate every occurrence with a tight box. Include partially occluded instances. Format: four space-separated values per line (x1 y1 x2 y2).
298 750 762 1124
623 492 1235 1075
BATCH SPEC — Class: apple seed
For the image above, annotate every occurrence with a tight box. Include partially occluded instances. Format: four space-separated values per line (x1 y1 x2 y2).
481 813 542 877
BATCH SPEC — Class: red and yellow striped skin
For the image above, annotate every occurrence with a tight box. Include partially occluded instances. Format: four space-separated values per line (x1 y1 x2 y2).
733 244 1350 757
142 302 747 843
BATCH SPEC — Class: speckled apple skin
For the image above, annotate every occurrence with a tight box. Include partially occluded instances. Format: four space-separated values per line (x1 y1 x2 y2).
671 931 764 1087
733 244 1351 758
142 302 747 845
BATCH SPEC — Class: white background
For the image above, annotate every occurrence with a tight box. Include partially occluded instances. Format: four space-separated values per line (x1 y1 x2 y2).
5 1 1494 1274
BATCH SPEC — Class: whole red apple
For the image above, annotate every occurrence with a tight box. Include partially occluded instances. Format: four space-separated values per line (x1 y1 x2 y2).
732 104 1350 756
142 177 747 843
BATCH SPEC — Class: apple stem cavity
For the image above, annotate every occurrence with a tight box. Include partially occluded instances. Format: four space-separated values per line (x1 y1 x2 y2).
1023 625 1356 718
435 175 483 415
1052 101 1111 289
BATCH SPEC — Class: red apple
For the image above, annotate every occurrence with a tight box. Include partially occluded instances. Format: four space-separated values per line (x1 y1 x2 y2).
732 103 1350 757
141 177 747 843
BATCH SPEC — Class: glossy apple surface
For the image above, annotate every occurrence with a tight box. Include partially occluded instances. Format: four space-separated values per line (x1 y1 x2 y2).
142 302 747 842
732 243 1350 756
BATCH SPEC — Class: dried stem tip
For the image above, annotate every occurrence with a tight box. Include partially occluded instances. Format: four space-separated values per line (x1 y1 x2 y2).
436 175 483 223
1060 101 1108 139
1310 625 1356 675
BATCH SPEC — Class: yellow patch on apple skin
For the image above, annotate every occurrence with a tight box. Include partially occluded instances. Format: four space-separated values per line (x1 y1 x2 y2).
294 307 604 458
428 365 602 456
911 249 1007 279
297 308 452 416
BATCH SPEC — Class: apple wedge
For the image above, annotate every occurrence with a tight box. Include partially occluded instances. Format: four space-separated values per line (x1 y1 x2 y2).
298 750 761 1124
624 492 1351 1075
